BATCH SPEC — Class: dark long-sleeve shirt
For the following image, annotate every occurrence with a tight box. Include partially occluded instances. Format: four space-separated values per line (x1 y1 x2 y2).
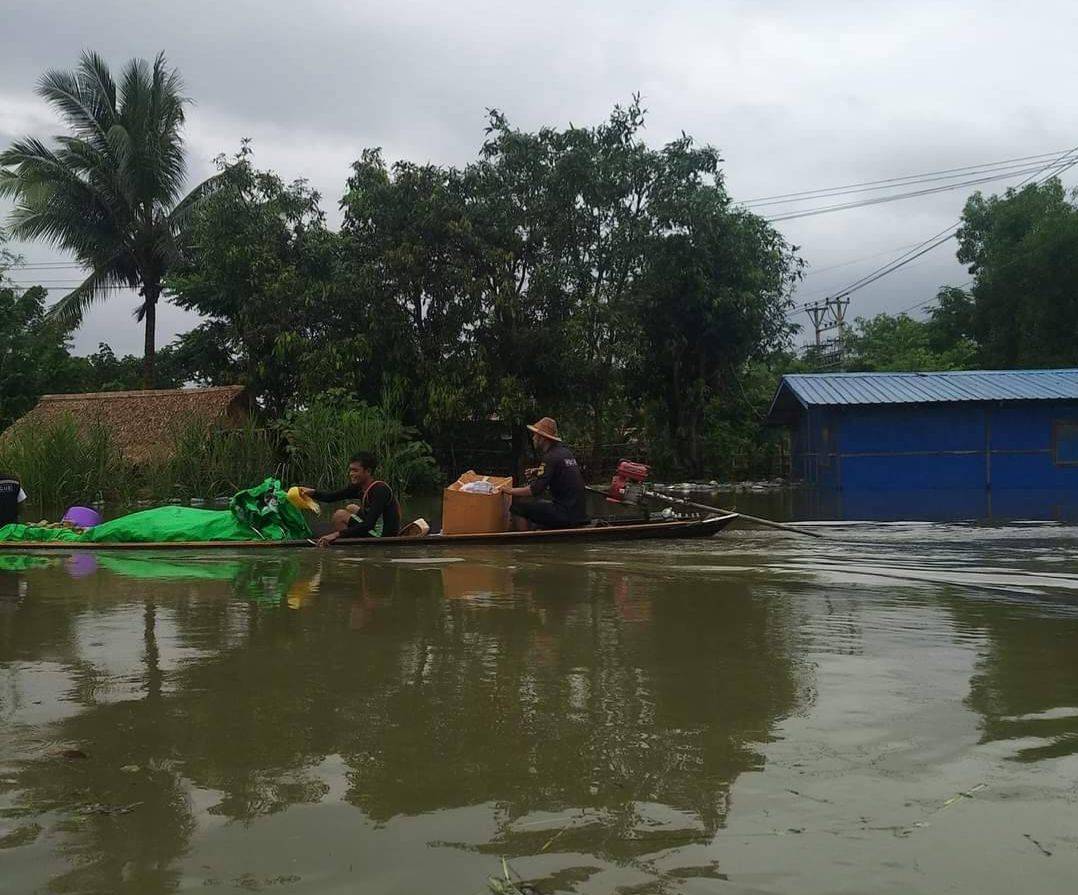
528 444 588 523
312 481 401 538
0 474 27 526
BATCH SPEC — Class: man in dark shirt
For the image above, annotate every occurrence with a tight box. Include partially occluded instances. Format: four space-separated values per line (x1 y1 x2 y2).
500 417 589 530
0 473 28 527
301 452 401 544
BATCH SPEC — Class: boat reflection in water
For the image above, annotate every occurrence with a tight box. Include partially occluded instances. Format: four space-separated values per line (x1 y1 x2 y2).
0 545 807 893
6 524 1078 892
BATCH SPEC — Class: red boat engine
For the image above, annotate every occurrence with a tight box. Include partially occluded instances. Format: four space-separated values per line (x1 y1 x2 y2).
608 460 649 504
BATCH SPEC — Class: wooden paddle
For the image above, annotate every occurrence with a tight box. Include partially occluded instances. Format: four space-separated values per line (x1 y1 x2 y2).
586 485 824 539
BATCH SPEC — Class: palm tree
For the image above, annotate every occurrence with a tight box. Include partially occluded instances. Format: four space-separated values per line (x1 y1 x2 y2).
0 51 218 386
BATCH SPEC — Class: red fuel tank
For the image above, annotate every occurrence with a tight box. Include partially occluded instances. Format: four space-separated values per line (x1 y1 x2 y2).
608 460 649 504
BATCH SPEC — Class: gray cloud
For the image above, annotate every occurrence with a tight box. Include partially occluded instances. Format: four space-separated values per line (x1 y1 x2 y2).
2 0 1075 353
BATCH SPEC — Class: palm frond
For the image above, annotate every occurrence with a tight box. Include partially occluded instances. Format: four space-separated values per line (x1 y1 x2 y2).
0 137 127 259
167 171 226 232
112 53 189 210
0 136 97 213
46 263 131 328
148 53 189 206
79 50 118 120
0 168 19 201
36 56 116 159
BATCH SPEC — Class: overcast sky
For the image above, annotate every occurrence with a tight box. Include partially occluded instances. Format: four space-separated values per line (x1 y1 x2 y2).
2 0 1076 355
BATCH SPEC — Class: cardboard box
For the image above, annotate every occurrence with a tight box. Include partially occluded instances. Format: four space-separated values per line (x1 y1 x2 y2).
441 470 512 535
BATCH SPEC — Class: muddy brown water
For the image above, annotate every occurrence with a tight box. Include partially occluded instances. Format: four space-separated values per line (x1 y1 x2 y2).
2 520 1078 893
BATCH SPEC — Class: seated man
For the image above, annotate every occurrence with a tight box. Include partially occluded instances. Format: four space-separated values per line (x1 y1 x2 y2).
329 509 358 534
499 417 589 530
302 452 401 545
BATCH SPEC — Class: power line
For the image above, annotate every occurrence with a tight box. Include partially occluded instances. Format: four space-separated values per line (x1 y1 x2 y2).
898 211 1078 317
3 261 85 270
800 243 925 277
7 148 1078 310
903 297 940 314
763 160 1076 223
791 147 1078 317
6 148 1074 274
745 157 1069 210
739 149 1074 205
2 281 131 290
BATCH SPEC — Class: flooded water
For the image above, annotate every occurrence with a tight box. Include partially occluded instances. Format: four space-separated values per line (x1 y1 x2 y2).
3 523 1078 894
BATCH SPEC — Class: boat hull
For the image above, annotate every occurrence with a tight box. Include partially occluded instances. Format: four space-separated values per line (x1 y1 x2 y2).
0 514 736 552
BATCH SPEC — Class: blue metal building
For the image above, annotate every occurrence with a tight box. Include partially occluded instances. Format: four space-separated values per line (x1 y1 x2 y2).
766 369 1078 519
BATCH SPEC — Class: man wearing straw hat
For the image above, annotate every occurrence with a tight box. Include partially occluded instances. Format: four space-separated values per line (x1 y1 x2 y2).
499 417 589 530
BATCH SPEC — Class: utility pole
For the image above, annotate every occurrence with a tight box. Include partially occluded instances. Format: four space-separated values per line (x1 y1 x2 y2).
806 303 829 347
803 294 850 369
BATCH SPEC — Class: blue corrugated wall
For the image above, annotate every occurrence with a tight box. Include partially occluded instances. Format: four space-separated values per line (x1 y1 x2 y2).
790 401 1078 492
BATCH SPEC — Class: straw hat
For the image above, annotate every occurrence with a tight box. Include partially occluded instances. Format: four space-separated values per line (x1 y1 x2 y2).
526 417 562 443
286 486 321 515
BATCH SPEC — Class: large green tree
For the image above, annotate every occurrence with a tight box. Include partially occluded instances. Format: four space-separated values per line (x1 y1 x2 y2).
633 193 801 472
0 51 218 386
340 150 480 431
474 102 653 452
459 121 573 465
0 240 73 426
958 179 1078 367
165 101 809 475
0 235 188 426
842 309 978 372
0 287 78 429
167 147 350 415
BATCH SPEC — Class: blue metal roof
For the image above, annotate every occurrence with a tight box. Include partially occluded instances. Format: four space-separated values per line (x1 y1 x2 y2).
770 369 1078 414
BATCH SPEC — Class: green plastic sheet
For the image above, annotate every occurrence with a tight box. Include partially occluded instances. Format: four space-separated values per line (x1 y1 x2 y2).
0 478 312 544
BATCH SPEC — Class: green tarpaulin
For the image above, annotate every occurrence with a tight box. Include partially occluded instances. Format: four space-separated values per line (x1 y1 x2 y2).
0 478 312 544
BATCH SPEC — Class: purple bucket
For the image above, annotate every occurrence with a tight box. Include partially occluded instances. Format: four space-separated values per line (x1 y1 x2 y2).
62 506 103 528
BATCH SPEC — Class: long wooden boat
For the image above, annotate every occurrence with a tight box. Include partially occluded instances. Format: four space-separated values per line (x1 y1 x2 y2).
0 514 736 552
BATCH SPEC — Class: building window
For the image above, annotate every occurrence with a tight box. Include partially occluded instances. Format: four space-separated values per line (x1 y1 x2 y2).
1053 421 1078 466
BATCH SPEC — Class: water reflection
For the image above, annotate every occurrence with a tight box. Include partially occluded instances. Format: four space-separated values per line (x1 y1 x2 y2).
0 547 806 892
6 530 1078 893
723 486 1078 522
945 594 1078 763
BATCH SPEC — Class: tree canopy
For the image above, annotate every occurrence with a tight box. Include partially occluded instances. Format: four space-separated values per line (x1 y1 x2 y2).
957 179 1078 368
161 102 801 474
0 59 807 477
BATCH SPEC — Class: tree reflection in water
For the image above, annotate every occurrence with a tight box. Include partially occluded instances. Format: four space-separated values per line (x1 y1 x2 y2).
0 548 809 892
945 589 1078 763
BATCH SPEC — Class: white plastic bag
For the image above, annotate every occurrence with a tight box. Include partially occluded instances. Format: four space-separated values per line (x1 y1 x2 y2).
460 480 497 494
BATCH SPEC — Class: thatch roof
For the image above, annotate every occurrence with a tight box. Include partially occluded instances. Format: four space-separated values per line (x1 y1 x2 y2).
7 386 251 463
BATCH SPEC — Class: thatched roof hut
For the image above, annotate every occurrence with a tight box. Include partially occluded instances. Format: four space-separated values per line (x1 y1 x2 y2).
7 386 251 463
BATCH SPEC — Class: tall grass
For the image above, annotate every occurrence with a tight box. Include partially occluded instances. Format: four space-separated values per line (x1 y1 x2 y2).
0 399 439 510
153 420 283 500
0 414 129 507
280 398 439 495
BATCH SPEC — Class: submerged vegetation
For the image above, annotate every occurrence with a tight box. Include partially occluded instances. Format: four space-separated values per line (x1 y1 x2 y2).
0 401 437 509
278 393 439 496
0 417 128 509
